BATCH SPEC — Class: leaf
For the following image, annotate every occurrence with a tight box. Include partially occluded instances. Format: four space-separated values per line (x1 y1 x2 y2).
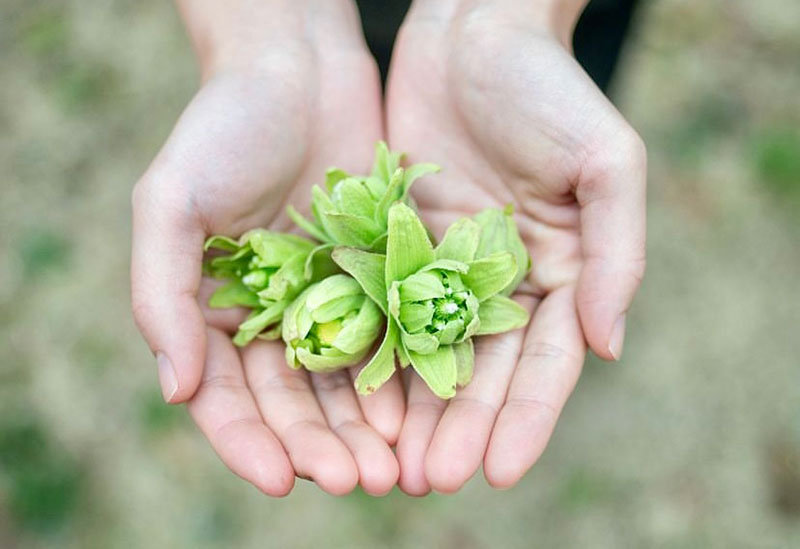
437 319 465 345
287 205 330 243
398 271 446 302
401 162 440 197
303 243 338 281
407 345 457 399
306 274 363 310
463 252 518 301
208 279 260 309
398 302 434 333
354 320 399 395
310 294 364 323
325 168 350 192
333 299 383 354
371 141 403 183
233 303 286 346
331 178 375 218
474 206 531 295
400 330 440 354
475 295 530 335
375 167 405 227
331 247 388 313
453 339 475 387
323 212 381 248
258 252 306 301
296 346 364 373
385 203 434 285
247 230 314 267
435 218 480 262
417 258 469 275
204 235 239 253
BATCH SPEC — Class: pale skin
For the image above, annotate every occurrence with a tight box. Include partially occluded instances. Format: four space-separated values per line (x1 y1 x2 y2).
131 0 646 496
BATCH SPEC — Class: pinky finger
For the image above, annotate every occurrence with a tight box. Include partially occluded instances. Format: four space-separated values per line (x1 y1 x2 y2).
187 327 295 497
483 285 586 489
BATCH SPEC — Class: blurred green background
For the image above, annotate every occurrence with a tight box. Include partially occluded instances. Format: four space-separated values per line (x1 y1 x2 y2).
1 0 799 547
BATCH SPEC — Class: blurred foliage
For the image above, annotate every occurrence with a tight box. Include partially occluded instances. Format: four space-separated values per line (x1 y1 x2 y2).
0 420 84 533
16 228 71 279
752 128 800 202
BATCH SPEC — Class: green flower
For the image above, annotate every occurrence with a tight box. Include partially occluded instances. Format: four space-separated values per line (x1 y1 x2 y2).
333 203 531 399
204 230 337 346
282 274 383 372
286 141 439 251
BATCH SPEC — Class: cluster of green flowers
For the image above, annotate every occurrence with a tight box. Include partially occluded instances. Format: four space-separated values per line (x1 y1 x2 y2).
204 142 531 399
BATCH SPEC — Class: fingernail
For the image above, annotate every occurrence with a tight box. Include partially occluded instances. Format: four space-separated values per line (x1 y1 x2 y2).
156 352 178 402
608 314 626 361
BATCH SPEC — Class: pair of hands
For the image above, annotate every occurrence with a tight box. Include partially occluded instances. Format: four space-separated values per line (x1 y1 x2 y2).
131 0 646 496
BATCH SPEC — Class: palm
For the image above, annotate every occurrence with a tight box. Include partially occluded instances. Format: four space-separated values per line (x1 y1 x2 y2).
386 17 643 493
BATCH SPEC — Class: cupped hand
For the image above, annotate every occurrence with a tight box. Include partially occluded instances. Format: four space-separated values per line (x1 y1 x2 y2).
386 0 647 494
131 1 402 496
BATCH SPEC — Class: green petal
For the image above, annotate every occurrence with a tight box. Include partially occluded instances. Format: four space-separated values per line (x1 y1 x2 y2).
375 167 404 227
333 299 383 355
331 178 375 218
363 176 388 200
398 302 434 333
354 320 399 395
435 218 480 262
332 247 388 313
296 346 363 373
399 271 446 302
281 287 313 342
437 319 465 345
307 274 363 309
474 206 531 295
396 342 411 368
258 252 306 301
208 279 260 309
417 258 469 275
401 163 440 197
310 295 364 323
233 303 286 346
407 345 457 399
204 235 239 253
287 205 330 243
453 339 475 387
475 295 530 335
401 331 440 354
385 203 435 285
325 167 349 192
323 212 382 248
247 230 315 267
463 252 518 301
303 243 338 281
367 232 388 253
371 141 403 183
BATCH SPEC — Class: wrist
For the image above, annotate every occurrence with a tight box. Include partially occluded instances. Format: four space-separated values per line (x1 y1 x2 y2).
175 0 367 77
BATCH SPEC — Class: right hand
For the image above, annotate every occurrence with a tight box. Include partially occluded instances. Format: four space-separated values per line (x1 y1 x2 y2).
131 0 402 496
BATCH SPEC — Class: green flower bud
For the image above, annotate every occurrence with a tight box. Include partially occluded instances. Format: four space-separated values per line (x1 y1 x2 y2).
287 141 439 251
473 205 531 295
204 230 337 346
282 274 383 372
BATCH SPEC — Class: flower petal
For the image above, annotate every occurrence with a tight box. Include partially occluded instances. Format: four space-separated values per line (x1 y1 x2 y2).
435 217 480 263
463 252 518 301
407 345 457 399
354 320 400 395
453 339 475 387
333 299 383 355
401 330 440 354
399 271 446 302
331 247 388 313
287 205 330 243
306 274 363 309
385 203 435 285
208 279 260 309
475 295 530 335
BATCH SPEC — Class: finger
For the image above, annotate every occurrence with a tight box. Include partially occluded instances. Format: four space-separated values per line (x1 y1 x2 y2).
131 178 206 403
575 127 647 360
351 367 406 445
198 277 249 333
424 296 537 493
186 328 294 496
241 341 359 496
484 286 586 488
395 372 447 496
310 371 399 496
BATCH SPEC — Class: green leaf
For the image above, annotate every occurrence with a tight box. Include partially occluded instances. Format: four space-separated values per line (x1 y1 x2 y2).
247 230 314 267
435 218 480 262
303 243 338 281
475 295 530 335
398 271 446 302
310 294 364 323
407 345 457 399
331 247 388 313
331 178 375 218
474 206 531 295
437 319 465 345
307 274 363 309
333 299 383 354
417 258 469 274
258 252 306 301
233 303 286 346
296 346 364 373
204 235 239 253
453 339 475 386
323 212 381 248
401 163 440 197
325 168 350 192
371 141 403 183
463 252 518 301
208 279 259 309
354 320 399 395
287 205 330 243
400 330 440 354
398 302 434 333
385 203 434 285
375 167 404 227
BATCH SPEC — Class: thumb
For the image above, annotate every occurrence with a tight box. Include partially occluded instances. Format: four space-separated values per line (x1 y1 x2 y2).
131 176 206 403
575 127 647 361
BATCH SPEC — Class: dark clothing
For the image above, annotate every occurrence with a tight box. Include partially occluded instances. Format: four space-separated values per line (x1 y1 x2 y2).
356 0 640 94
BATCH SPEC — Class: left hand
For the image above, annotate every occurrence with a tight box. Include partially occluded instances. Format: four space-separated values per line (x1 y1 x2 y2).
385 0 647 494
